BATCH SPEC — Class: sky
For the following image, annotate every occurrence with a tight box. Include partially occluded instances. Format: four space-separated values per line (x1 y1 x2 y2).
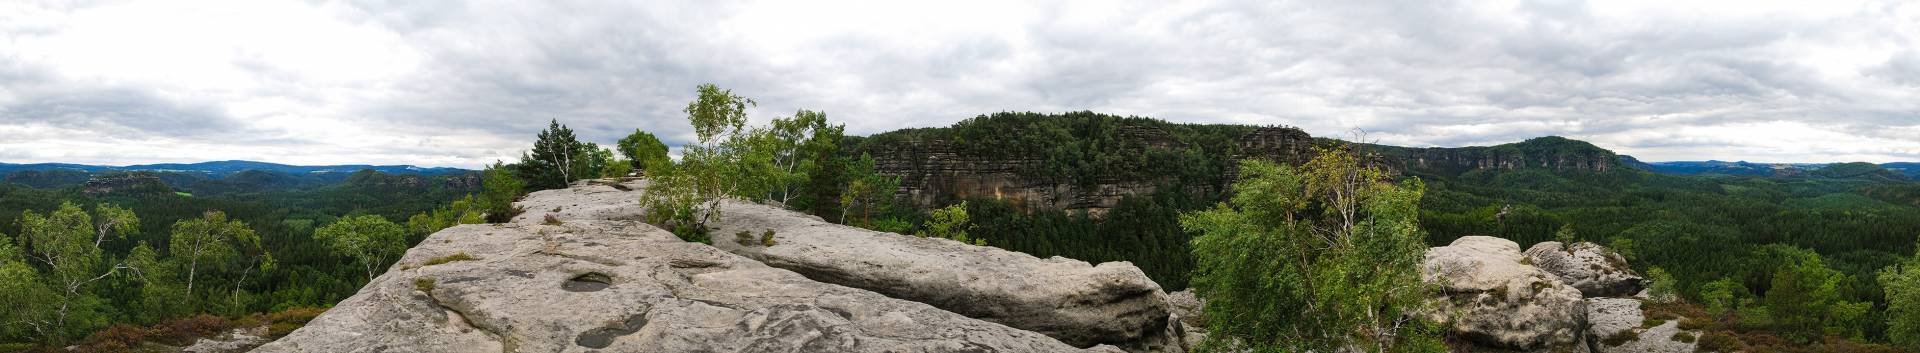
1 0 1916 168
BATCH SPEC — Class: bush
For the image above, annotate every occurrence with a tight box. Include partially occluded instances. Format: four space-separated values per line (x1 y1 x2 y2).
1697 332 1744 352
148 314 233 346
262 307 326 338
72 324 148 353
422 252 479 266
760 229 776 246
734 230 755 246
1672 331 1696 343
1602 330 1640 346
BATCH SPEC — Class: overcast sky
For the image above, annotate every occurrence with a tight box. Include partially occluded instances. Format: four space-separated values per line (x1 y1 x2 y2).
2 0 1916 168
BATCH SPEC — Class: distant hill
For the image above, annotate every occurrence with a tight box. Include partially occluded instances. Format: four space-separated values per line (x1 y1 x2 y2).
0 160 473 194
1633 160 1917 180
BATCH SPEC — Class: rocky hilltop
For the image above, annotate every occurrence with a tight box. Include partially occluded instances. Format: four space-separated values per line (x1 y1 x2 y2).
860 113 1624 214
255 179 1191 353
252 179 1708 353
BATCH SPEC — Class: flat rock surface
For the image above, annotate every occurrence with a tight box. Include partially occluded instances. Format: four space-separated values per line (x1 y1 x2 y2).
511 179 1180 351
253 219 1120 353
1587 298 1697 353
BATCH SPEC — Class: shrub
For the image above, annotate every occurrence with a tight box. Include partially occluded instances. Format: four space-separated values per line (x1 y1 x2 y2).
73 324 148 353
148 314 233 346
734 230 755 246
543 213 564 225
1704 329 1751 353
1602 330 1640 346
1678 318 1707 331
262 307 326 338
422 252 479 266
1672 331 1696 343
414 278 437 293
1643 318 1667 328
760 229 776 246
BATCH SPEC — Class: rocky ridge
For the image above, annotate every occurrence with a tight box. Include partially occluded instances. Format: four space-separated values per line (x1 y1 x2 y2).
255 179 1180 353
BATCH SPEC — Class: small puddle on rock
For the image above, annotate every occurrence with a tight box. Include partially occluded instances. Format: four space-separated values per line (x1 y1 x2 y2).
574 314 648 348
562 273 613 292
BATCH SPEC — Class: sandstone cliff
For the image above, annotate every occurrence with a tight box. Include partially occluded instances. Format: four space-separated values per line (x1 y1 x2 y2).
861 115 1623 214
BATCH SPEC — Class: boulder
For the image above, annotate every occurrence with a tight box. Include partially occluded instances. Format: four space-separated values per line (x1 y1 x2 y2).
181 326 269 353
1421 236 1587 351
704 199 1177 350
253 219 1122 353
1525 241 1645 298
1166 290 1210 348
1587 298 1698 353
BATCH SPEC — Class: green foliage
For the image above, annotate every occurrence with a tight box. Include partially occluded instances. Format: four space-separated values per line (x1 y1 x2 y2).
1647 267 1678 303
616 129 671 174
518 120 595 190
1760 248 1871 342
1701 277 1747 317
1881 237 1920 348
421 253 477 267
640 84 781 236
480 161 526 223
838 153 901 229
412 278 435 293
916 201 981 245
167 210 259 312
314 215 407 282
1181 148 1441 352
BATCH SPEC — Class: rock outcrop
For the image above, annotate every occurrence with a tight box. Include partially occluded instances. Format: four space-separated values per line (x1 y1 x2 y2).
495 179 1177 351
1421 236 1587 351
1525 241 1645 298
703 200 1176 350
1587 298 1697 353
256 182 1133 353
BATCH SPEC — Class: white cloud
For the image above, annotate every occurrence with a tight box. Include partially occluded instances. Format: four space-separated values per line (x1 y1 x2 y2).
0 0 1916 168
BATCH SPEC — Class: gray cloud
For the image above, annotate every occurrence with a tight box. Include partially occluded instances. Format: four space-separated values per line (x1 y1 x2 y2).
0 0 1916 167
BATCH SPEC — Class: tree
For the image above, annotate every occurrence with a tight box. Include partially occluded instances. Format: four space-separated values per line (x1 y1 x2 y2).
480 161 525 223
1884 246 1920 347
839 153 900 229
640 84 775 240
1701 277 1746 317
121 243 188 324
168 210 251 301
0 231 55 342
617 129 671 174
762 110 842 206
520 119 590 190
314 215 408 281
14 202 135 344
1179 147 1443 352
1646 267 1678 303
1762 249 1865 342
917 201 982 245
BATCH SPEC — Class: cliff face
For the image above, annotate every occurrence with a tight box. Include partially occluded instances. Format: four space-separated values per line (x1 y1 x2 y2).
81 174 174 196
866 122 1620 214
1368 136 1621 175
866 124 1192 216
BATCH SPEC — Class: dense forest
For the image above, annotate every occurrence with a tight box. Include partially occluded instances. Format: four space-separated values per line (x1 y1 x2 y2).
0 169 498 350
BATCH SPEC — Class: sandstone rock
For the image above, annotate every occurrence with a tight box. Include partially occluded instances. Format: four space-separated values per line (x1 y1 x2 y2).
1525 241 1645 298
253 220 1120 353
181 326 268 353
702 198 1176 350
1421 236 1587 351
1587 298 1697 353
